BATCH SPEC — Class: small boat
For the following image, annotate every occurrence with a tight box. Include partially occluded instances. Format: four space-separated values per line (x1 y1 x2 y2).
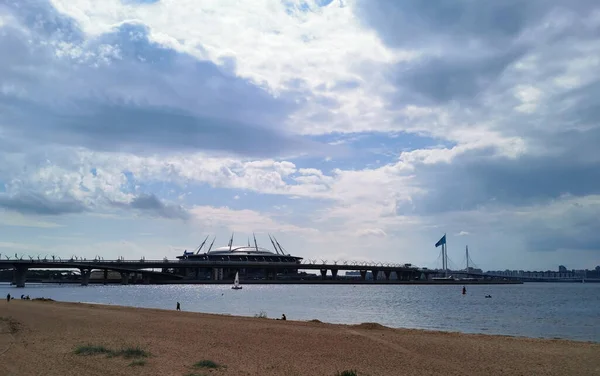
231 272 242 290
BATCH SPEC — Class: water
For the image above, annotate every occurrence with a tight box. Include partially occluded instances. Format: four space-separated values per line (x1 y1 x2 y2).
2 282 599 342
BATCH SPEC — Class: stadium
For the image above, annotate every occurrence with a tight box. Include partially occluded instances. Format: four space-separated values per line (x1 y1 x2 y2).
173 234 303 280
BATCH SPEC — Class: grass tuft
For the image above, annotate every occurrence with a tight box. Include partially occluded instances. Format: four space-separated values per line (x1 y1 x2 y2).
74 345 112 356
193 359 220 369
128 359 147 367
112 346 150 359
74 344 150 359
336 370 358 376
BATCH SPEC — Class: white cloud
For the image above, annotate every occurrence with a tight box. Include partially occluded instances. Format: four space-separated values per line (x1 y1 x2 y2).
189 205 318 235
356 228 387 237
0 211 63 228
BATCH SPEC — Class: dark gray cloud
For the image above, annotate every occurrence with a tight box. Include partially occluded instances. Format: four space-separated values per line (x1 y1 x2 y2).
356 0 597 48
111 194 190 220
356 0 600 105
0 2 330 158
0 192 88 216
523 207 600 252
396 47 528 104
396 124 600 215
2 98 323 157
406 147 600 216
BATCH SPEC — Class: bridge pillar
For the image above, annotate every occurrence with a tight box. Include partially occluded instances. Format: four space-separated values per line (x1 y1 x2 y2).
195 268 200 280
320 269 327 280
12 266 28 288
371 270 380 281
359 270 367 280
120 272 130 285
331 269 338 280
103 270 108 285
80 269 92 286
384 270 391 281
143 274 151 285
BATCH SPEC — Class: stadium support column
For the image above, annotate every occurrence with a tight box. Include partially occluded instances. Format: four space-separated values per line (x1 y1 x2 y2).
331 269 338 280
80 268 91 286
359 270 367 280
103 270 108 285
320 269 327 280
13 266 28 288
371 269 380 281
212 268 223 281
383 270 391 281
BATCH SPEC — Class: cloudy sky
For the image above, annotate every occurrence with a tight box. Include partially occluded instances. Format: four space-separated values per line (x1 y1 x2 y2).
1 0 599 271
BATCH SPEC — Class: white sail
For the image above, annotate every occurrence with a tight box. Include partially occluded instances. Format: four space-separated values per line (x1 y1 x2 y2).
232 272 242 289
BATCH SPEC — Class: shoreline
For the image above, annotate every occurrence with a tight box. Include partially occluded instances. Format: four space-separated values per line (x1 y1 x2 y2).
1 300 599 375
14 300 600 343
41 300 600 344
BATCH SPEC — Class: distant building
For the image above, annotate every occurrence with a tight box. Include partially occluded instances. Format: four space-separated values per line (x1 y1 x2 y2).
559 265 567 273
175 234 302 280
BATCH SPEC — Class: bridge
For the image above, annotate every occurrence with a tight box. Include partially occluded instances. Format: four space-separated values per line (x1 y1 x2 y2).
0 258 428 287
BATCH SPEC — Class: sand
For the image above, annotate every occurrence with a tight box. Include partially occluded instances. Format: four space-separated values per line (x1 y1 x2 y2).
0 300 598 376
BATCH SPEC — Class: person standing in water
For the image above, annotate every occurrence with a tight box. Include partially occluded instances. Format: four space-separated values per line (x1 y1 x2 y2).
462 286 467 295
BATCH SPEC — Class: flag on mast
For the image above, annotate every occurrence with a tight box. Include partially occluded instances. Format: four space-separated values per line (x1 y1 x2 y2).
435 234 446 248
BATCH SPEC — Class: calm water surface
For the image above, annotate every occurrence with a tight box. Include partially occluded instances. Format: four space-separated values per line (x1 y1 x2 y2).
1 282 598 342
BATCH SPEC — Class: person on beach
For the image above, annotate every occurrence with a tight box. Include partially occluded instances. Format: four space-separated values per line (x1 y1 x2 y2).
176 302 181 311
6 293 10 302
281 314 286 321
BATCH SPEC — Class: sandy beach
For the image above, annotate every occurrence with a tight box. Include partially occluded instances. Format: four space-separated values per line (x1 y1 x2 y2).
0 300 598 376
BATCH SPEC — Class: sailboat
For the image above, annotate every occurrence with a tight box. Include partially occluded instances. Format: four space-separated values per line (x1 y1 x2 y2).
231 272 242 290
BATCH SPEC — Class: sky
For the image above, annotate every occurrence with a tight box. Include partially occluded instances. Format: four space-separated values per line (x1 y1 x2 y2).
0 0 599 271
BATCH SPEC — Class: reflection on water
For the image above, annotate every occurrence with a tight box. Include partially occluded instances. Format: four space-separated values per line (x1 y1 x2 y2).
1 282 598 342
